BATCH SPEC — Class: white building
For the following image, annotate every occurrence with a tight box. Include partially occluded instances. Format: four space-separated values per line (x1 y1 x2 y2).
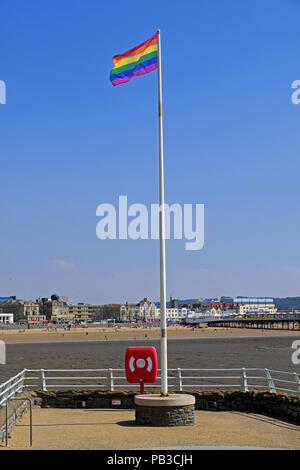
238 304 277 315
131 298 159 320
234 298 277 316
157 307 192 320
0 313 14 324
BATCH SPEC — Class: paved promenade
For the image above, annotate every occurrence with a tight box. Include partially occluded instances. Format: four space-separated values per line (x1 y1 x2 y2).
2 408 300 450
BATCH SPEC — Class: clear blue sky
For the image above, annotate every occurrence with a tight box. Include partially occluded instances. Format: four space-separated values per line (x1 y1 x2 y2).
1 0 300 304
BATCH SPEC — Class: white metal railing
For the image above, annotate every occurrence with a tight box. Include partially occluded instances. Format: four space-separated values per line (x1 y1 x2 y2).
21 367 300 395
0 369 27 406
1 368 300 403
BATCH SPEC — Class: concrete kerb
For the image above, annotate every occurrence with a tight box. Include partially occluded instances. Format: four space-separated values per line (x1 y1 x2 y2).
134 393 195 407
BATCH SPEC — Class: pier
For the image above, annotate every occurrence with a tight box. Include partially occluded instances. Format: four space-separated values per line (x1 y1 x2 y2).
208 317 300 331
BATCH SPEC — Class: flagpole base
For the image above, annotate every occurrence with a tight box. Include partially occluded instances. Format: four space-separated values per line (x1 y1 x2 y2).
134 394 195 427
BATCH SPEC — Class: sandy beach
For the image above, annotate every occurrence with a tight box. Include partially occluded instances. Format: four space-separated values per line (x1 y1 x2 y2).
1 324 300 344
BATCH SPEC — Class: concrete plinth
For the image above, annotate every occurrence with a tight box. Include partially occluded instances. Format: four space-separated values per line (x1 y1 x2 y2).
134 394 195 427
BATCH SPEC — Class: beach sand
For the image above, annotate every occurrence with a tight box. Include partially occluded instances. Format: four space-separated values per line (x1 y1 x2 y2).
1 324 300 344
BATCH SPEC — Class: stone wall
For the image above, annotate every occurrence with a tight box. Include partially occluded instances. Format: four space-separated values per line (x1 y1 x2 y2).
35 390 138 409
193 390 300 424
136 404 194 426
33 389 300 424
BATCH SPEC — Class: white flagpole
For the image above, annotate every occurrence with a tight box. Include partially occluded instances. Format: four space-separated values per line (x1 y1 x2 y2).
157 29 168 396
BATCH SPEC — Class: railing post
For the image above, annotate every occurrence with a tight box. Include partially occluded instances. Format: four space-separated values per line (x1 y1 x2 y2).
29 399 33 447
3 380 10 404
241 368 248 392
177 368 183 392
20 369 26 393
108 368 114 391
265 368 276 393
294 372 300 394
5 399 8 447
41 369 47 391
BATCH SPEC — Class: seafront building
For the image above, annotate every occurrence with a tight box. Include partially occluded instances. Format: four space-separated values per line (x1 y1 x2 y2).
176 297 278 317
0 313 14 324
238 299 277 315
233 297 277 315
37 296 72 323
157 307 191 321
127 298 159 321
90 299 159 322
90 303 128 322
0 297 45 323
0 293 279 324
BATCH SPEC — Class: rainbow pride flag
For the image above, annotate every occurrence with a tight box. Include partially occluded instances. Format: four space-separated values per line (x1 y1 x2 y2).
110 33 158 86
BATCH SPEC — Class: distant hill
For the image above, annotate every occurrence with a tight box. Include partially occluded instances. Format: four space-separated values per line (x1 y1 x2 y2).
274 297 300 309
